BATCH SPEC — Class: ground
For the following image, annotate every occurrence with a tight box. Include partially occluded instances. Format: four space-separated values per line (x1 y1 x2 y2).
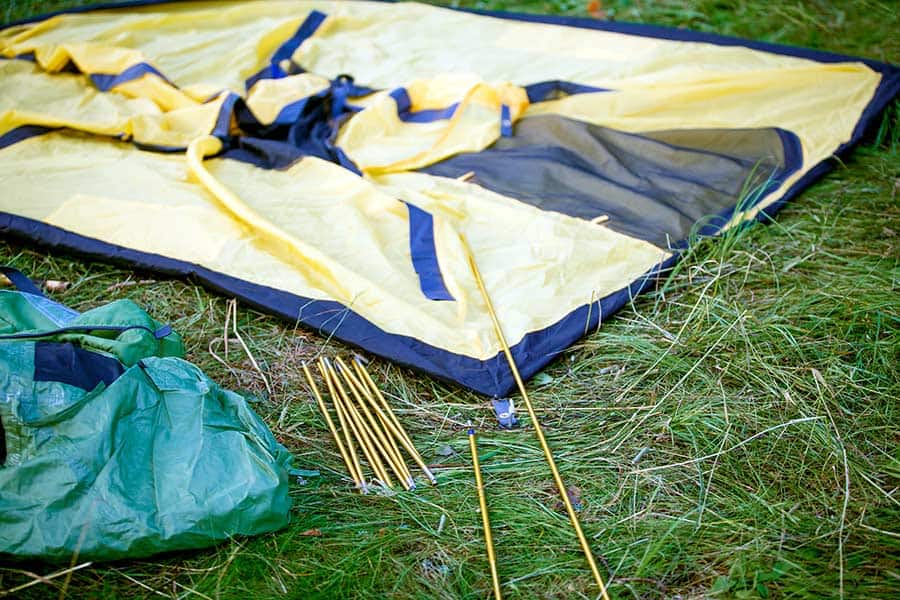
1 1 898 598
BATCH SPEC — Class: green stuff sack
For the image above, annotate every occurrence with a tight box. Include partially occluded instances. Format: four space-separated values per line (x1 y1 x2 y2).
0 267 293 561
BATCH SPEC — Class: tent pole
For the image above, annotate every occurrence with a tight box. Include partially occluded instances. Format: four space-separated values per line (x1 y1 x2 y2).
336 357 413 490
338 357 416 489
461 235 612 600
353 357 438 485
324 358 395 489
303 364 365 493
318 359 369 494
468 426 502 600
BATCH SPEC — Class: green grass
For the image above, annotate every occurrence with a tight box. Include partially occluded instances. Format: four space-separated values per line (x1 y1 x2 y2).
1 1 898 598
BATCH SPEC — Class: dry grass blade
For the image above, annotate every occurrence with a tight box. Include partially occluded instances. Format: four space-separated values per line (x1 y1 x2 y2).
0 562 91 596
226 299 273 398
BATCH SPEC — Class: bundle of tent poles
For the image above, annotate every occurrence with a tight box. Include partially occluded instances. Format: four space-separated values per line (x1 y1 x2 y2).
303 355 437 492
303 239 611 600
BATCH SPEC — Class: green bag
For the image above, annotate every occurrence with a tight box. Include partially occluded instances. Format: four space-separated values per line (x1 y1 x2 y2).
0 267 293 561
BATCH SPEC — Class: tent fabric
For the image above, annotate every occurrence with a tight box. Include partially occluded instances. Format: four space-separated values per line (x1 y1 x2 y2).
0 270 293 560
0 1 897 397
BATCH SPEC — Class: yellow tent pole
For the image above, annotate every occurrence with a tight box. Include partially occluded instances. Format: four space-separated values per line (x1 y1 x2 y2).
352 358 438 485
335 357 412 490
468 426 502 600
460 235 611 600
302 364 365 492
325 358 395 489
336 357 415 490
317 359 367 494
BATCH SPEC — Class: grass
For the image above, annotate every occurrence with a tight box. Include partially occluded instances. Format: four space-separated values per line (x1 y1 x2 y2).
1 0 898 598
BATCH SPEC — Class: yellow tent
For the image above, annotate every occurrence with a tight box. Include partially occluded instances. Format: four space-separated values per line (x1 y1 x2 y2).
1 1 896 394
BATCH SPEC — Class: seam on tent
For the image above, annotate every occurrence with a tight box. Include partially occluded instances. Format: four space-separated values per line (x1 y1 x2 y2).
404 203 455 302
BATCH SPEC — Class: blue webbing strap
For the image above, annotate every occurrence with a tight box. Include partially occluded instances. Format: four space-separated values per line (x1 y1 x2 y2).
1 266 44 297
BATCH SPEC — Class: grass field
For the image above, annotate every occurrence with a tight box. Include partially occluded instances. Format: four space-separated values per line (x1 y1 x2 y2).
1 1 898 598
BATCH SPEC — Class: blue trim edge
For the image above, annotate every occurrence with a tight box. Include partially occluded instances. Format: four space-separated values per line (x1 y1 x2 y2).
90 61 171 91
405 203 455 301
0 210 670 396
0 125 55 150
244 10 327 90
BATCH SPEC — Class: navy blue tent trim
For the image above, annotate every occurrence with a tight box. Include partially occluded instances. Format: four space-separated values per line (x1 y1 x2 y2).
405 203 455 302
269 11 326 75
222 77 366 174
244 10 327 90
90 61 171 91
500 104 512 136
389 88 459 123
212 92 240 138
0 125 55 150
525 81 610 103
0 210 668 395
0 266 44 296
33 341 124 391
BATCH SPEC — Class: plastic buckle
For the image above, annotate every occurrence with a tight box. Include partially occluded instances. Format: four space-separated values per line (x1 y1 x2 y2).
491 397 519 429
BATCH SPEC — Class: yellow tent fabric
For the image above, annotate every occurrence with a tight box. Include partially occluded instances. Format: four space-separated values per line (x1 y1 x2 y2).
1 1 896 395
